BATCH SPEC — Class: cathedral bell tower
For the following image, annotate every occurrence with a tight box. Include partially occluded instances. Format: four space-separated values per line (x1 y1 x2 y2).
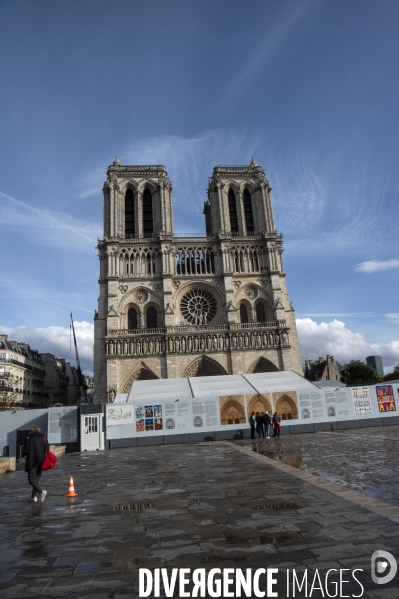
205 158 275 236
103 156 174 239
94 158 303 403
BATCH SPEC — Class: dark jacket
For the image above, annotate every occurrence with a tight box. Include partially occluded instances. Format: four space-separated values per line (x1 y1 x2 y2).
23 432 49 472
262 414 272 426
255 415 263 432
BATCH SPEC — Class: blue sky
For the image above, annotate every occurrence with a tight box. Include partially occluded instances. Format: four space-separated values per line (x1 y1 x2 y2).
1 0 399 375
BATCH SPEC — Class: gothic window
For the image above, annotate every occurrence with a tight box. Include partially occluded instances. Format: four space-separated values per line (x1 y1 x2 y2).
249 248 260 272
256 302 266 322
143 188 153 237
240 304 248 324
180 289 217 325
228 189 239 235
147 253 155 275
243 188 254 235
128 308 137 330
175 247 214 275
125 189 135 238
146 306 157 328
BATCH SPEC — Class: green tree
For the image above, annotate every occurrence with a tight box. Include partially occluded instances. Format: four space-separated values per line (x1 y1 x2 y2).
384 364 399 382
341 360 383 386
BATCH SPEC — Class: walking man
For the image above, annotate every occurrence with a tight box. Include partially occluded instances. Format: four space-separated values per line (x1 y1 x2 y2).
23 425 49 503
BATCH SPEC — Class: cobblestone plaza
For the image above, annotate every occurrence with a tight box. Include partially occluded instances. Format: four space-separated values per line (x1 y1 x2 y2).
1 429 399 597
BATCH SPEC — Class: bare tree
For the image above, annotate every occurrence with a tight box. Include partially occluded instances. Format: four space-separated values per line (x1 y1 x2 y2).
0 374 21 411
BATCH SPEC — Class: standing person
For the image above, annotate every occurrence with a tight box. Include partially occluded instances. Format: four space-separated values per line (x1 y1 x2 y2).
23 425 49 503
249 412 256 439
255 414 264 438
263 411 272 438
272 412 281 438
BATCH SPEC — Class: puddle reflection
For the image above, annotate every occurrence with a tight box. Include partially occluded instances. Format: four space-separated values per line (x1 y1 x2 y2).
238 431 399 506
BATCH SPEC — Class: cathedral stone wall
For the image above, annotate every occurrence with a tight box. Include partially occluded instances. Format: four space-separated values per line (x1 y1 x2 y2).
94 158 303 402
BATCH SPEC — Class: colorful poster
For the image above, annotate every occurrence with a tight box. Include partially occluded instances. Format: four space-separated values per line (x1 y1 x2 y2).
376 385 396 412
136 419 144 432
351 387 372 415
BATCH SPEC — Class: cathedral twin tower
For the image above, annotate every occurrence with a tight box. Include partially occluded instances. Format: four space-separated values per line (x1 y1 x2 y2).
94 157 302 402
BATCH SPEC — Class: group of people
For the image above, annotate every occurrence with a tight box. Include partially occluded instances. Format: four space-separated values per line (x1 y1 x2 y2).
249 411 281 439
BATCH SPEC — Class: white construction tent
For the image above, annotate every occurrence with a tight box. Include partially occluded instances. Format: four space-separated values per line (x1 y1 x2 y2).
115 370 317 404
104 370 399 448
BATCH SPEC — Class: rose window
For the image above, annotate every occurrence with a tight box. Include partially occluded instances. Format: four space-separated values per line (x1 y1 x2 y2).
180 289 217 325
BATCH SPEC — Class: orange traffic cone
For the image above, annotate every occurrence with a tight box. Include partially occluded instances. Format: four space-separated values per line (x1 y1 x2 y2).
65 476 78 497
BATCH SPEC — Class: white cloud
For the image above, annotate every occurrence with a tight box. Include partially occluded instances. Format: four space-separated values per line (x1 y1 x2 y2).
0 191 101 252
355 259 399 274
296 317 399 372
0 321 94 376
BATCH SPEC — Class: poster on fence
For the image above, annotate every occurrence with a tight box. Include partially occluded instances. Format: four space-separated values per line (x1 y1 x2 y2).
351 387 372 415
106 396 221 438
376 385 396 412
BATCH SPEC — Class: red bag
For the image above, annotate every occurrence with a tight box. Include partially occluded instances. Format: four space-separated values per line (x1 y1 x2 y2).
41 436 57 471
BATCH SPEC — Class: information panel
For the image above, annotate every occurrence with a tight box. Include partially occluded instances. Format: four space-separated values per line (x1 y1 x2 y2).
47 407 78 443
298 389 352 420
106 396 223 439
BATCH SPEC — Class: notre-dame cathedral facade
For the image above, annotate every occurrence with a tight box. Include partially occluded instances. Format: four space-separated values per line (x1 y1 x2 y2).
94 157 303 402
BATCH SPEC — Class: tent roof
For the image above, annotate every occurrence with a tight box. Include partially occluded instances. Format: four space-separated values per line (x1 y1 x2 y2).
116 370 317 403
311 380 346 389
126 377 192 402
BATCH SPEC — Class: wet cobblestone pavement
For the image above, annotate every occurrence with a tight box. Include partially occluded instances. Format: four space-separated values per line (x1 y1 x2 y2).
236 426 399 506
1 437 399 598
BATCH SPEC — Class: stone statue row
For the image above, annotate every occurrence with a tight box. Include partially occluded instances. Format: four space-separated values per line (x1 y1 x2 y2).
106 330 290 356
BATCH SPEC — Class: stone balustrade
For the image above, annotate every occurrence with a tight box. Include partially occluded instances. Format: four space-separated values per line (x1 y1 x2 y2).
105 323 290 357
107 320 286 337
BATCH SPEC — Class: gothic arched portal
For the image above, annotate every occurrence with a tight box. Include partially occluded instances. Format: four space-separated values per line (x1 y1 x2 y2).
183 355 228 378
247 394 272 417
275 394 298 420
247 356 279 374
220 398 246 425
122 363 159 393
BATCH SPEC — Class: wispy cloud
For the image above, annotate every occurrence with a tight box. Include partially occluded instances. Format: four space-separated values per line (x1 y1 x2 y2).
355 259 399 274
0 191 101 252
222 0 316 103
386 313 399 325
76 130 265 231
